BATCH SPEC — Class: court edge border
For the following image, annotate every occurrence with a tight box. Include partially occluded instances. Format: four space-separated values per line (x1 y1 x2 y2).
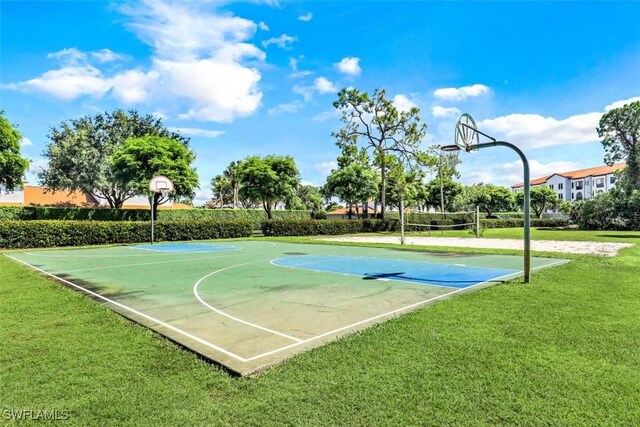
3 254 569 367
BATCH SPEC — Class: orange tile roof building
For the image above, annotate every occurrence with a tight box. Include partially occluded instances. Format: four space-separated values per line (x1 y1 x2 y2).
511 163 625 202
0 185 192 209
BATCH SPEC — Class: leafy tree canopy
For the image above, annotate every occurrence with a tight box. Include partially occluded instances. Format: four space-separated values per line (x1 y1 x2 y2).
461 184 515 216
40 109 188 208
111 135 199 217
516 186 559 218
597 100 640 193
424 177 463 212
238 155 300 219
0 111 30 191
324 162 379 218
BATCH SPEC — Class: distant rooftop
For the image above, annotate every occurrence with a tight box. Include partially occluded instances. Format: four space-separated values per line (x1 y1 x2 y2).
511 163 626 188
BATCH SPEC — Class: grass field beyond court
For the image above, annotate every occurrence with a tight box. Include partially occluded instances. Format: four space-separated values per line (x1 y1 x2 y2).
6 240 564 375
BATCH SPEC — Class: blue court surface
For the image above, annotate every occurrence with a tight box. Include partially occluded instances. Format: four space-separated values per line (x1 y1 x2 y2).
272 255 517 288
129 243 240 253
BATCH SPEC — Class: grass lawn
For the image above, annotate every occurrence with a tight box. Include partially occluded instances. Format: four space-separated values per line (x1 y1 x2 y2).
1 231 639 425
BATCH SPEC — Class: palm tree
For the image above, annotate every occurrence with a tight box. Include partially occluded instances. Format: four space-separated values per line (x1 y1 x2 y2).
223 160 242 209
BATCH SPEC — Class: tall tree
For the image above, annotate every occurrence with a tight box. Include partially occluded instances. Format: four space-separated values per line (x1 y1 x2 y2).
238 155 300 219
110 135 199 219
597 100 640 193
210 174 232 208
332 88 432 219
40 109 188 208
223 160 243 208
516 186 559 218
0 111 30 191
424 178 463 212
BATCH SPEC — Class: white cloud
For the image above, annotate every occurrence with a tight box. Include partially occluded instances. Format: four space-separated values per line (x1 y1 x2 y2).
168 127 225 138
314 161 337 177
433 84 490 101
258 21 270 31
335 57 361 76
605 96 640 111
20 137 33 146
504 159 581 178
7 0 266 123
262 34 298 49
268 101 304 115
91 49 129 63
312 110 340 122
192 181 213 206
431 105 461 118
479 112 602 148
393 94 417 113
314 77 337 94
298 12 313 22
290 70 313 79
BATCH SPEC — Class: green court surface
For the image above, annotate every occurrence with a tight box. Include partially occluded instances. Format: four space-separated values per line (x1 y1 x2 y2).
6 240 567 375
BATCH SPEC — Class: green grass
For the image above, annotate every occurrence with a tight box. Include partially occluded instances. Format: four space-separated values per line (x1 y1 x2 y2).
2 233 640 425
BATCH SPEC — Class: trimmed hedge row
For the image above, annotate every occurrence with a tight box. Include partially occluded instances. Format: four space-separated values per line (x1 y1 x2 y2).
0 220 253 249
262 219 399 236
0 206 311 227
481 218 569 228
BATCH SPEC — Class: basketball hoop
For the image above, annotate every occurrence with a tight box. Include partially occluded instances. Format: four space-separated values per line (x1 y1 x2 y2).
149 175 174 245
454 113 479 152
440 144 461 152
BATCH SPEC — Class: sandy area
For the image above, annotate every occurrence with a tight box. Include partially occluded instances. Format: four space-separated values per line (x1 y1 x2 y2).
322 236 633 256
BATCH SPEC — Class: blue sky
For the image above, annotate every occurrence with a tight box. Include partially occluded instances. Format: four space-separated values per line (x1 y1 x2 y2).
2 0 639 205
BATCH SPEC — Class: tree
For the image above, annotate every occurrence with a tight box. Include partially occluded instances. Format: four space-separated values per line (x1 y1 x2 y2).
0 111 30 191
223 160 242 208
332 88 432 219
238 155 300 219
293 185 324 213
324 162 379 219
598 101 640 193
424 178 463 212
462 184 515 216
516 186 559 218
110 135 199 219
210 174 232 207
40 109 188 208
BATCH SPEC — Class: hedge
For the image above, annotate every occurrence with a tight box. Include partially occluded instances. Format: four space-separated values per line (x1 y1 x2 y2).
0 220 253 249
0 206 311 227
262 219 399 236
481 218 569 228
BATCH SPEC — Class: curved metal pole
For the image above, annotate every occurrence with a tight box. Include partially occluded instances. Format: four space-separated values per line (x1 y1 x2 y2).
475 140 531 283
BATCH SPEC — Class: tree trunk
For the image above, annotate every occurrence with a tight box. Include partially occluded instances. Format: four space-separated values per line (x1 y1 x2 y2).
264 201 273 219
232 180 238 208
348 202 352 220
380 161 386 220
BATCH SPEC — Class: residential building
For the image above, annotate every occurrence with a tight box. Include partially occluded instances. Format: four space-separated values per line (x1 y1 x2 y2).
511 163 625 202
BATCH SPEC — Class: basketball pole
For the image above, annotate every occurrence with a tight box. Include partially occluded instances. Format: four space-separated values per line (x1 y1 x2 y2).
151 194 155 245
472 140 531 283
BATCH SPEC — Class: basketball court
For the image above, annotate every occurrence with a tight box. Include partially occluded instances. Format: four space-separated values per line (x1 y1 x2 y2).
6 240 567 375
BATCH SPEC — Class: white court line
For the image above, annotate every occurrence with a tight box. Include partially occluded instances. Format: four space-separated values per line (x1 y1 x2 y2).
127 244 243 253
192 262 303 343
4 254 249 362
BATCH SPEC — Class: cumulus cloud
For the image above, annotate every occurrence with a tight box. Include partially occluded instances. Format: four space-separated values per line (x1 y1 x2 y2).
6 0 265 123
314 77 337 94
393 94 418 113
431 105 461 117
262 34 298 49
258 21 270 31
433 84 490 101
314 161 337 176
91 49 129 63
335 56 361 76
20 137 33 146
479 112 602 148
268 101 304 115
168 127 224 138
605 96 640 111
298 12 313 22
460 159 582 187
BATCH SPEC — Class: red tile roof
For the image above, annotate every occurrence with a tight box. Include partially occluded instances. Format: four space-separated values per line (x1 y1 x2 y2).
511 163 625 188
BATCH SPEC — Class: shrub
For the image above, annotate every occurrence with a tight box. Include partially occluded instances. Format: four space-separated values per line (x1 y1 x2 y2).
481 218 569 229
0 220 252 249
261 219 400 236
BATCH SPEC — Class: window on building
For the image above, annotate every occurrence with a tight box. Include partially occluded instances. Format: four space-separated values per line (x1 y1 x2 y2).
596 177 604 188
576 192 583 201
558 183 563 190
571 182 574 189
559 193 563 200
549 184 554 190
572 192 575 199
610 176 616 184
576 181 583 190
